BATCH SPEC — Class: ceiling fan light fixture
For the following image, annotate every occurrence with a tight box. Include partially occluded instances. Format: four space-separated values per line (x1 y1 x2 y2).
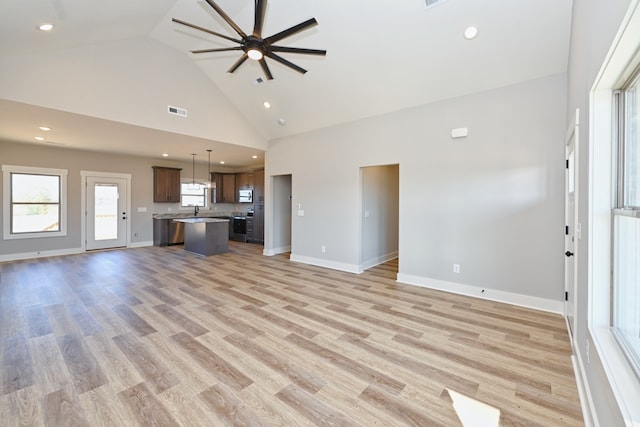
247 48 263 60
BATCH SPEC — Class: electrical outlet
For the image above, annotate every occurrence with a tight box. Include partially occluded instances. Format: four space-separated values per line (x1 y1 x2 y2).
321 245 326 253
453 264 460 273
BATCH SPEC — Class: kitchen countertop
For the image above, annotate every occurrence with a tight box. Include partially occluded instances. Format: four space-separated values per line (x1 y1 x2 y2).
153 212 243 219
174 218 229 223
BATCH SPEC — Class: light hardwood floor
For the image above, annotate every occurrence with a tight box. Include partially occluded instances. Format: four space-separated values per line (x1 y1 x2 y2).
0 242 583 426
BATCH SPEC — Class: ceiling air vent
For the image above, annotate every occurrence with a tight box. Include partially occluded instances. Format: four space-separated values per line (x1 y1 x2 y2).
168 105 187 117
425 0 448 9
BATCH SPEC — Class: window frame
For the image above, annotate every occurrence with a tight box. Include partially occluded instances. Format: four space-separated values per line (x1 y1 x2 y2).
179 180 208 210
2 165 68 240
611 70 640 379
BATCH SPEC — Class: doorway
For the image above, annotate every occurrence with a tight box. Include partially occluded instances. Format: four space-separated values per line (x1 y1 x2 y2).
564 109 579 337
360 164 399 272
82 172 131 251
271 174 292 255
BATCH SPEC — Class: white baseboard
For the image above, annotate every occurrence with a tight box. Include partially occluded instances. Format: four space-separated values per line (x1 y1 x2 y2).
565 317 600 427
289 254 360 274
360 251 398 272
0 247 83 262
129 240 153 248
0 241 154 262
396 273 564 314
264 245 291 256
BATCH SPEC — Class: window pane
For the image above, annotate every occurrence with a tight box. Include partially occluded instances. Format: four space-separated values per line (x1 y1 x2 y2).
94 184 118 240
625 82 640 207
180 183 206 207
181 195 205 207
613 214 640 368
12 204 60 233
12 174 60 203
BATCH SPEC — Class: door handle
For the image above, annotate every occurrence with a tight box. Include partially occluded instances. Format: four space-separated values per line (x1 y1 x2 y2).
565 251 574 257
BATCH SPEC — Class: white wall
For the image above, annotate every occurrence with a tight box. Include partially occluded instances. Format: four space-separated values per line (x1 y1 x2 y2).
266 73 566 309
0 37 265 149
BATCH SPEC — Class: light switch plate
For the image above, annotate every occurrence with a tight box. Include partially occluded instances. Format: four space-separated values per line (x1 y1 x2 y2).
297 209 304 216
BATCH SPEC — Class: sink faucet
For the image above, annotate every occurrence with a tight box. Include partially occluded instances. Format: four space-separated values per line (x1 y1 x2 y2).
194 205 199 216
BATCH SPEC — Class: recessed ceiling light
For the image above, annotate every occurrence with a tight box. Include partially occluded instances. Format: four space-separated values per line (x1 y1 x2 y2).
219 161 225 164
34 136 45 141
464 26 478 40
252 155 258 159
278 118 286 126
38 23 54 31
38 126 51 131
162 153 169 157
263 101 271 109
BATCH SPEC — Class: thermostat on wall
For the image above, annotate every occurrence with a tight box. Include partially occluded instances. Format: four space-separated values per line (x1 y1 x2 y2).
451 127 469 139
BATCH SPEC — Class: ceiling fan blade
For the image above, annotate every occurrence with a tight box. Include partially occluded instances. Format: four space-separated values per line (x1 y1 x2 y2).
264 18 318 45
270 46 326 56
259 58 274 80
204 0 247 38
191 47 243 54
266 52 307 75
254 0 267 36
172 18 241 44
228 53 249 74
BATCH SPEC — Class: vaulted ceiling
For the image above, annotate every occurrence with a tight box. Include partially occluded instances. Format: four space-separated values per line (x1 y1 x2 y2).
0 0 573 167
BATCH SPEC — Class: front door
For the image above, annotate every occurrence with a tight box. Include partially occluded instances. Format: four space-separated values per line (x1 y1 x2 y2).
564 109 579 336
86 176 128 250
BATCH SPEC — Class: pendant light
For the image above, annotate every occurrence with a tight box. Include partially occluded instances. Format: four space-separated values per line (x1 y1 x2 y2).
205 149 214 188
187 153 199 190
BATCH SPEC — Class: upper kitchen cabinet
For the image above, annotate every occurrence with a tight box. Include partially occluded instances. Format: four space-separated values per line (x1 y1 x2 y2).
212 173 236 204
235 172 253 189
253 169 264 204
152 166 181 203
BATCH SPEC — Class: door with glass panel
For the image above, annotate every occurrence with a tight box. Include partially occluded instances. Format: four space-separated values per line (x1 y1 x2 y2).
86 177 127 250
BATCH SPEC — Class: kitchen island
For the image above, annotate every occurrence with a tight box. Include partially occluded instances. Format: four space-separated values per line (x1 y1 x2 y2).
173 218 229 256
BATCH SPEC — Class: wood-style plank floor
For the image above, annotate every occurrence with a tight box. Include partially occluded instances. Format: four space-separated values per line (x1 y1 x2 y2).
0 242 583 426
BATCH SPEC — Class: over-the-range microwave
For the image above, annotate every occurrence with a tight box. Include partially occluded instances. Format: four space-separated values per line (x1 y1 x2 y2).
238 189 253 203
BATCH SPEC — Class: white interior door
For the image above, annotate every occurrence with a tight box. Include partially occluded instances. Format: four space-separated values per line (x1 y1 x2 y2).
86 176 127 250
565 109 579 336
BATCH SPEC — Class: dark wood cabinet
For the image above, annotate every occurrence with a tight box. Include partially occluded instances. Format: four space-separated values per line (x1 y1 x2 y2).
212 173 236 204
235 172 253 189
152 167 181 203
253 169 264 204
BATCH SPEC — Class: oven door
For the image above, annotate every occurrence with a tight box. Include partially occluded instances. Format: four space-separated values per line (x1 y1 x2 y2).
231 216 247 242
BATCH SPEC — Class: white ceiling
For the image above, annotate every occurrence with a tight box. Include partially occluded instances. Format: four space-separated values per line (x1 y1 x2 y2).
0 0 573 167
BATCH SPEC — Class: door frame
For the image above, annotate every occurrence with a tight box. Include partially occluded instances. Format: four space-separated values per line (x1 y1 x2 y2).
81 171 132 251
564 108 579 336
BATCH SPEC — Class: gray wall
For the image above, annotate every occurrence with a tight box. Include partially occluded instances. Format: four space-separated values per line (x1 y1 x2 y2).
0 141 244 258
567 0 635 425
266 73 566 304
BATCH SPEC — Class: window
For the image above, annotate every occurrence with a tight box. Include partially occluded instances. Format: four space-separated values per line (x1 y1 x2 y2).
2 165 68 239
613 69 640 376
180 182 207 208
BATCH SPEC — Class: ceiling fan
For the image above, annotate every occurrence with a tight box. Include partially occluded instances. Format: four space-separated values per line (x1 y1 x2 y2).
173 0 326 80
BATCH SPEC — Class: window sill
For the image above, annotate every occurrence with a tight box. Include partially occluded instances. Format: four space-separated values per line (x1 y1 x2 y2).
592 326 640 426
